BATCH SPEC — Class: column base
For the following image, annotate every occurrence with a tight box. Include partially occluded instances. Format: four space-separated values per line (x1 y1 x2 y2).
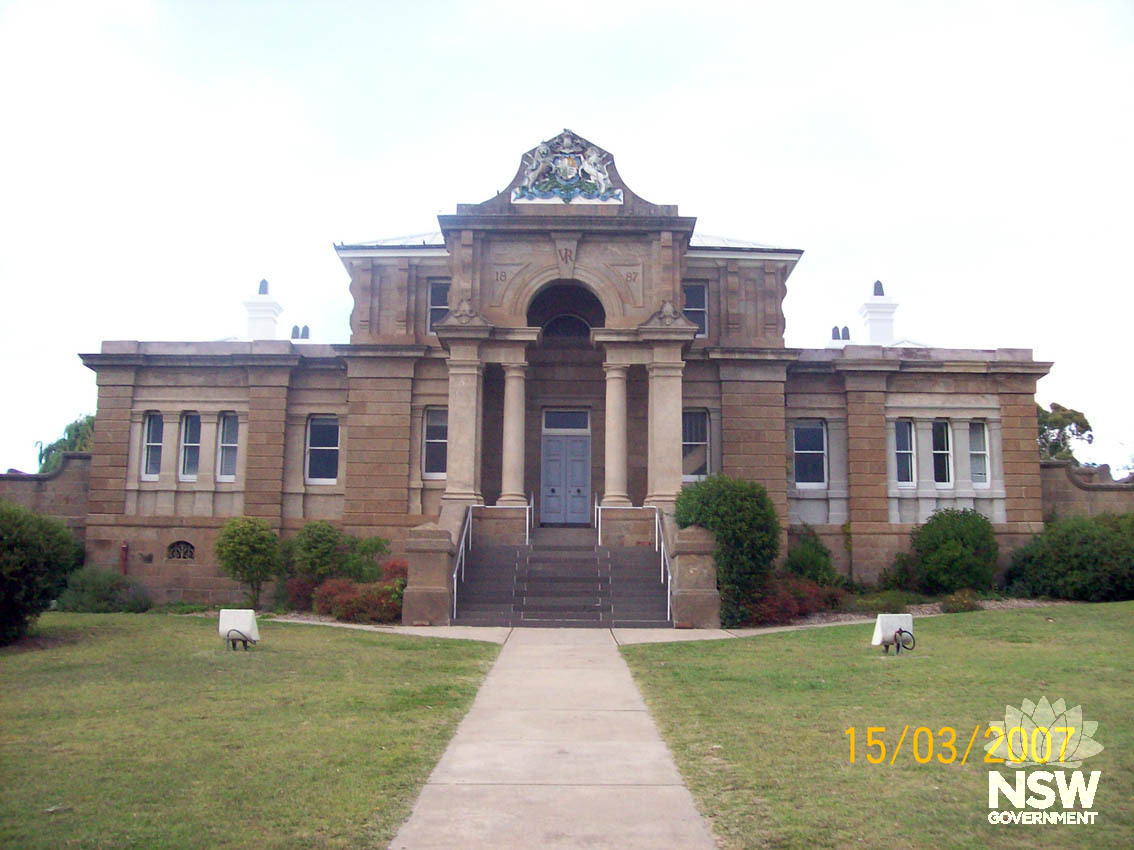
496 493 528 506
601 494 632 507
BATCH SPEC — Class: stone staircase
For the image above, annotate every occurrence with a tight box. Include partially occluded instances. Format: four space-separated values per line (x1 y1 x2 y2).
453 527 670 627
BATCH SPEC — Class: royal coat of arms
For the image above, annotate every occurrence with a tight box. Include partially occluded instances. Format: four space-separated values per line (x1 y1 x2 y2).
512 130 623 205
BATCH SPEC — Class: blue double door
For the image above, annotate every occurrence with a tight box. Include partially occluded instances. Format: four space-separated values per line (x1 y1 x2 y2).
540 433 591 525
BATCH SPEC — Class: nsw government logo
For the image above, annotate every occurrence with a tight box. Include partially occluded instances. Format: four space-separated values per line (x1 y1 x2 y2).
985 697 1104 826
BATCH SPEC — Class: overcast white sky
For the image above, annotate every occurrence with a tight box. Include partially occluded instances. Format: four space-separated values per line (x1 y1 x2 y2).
1 0 1131 473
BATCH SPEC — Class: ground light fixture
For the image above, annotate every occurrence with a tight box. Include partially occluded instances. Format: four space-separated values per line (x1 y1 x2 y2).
218 609 259 651
871 613 915 654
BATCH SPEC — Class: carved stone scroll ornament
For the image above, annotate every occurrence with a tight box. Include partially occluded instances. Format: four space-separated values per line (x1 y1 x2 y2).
658 300 679 325
452 298 478 324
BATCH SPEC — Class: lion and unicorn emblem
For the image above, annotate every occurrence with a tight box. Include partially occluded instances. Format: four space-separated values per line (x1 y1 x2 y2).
512 130 623 204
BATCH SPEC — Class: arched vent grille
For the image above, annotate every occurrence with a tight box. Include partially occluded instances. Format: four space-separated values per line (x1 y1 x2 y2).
167 540 195 560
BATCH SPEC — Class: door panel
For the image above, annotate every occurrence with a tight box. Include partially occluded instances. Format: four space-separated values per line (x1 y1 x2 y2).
565 436 590 524
541 436 565 524
540 432 590 524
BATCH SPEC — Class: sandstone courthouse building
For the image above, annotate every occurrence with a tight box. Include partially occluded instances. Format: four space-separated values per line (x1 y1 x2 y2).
77 130 1051 626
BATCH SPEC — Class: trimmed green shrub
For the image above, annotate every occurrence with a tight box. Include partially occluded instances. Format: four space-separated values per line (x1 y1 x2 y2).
878 552 917 591
56 566 152 613
0 501 84 644
289 521 389 583
1004 513 1134 602
911 509 998 595
214 517 281 609
675 475 781 628
941 588 983 613
784 527 838 586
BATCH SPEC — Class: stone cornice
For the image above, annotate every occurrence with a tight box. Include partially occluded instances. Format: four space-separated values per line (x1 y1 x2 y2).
438 213 698 237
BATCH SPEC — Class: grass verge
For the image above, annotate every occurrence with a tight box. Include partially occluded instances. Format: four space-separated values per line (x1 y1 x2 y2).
622 602 1132 849
0 613 499 849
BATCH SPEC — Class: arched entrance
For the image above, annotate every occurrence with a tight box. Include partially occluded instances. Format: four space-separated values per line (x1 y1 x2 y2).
526 282 605 525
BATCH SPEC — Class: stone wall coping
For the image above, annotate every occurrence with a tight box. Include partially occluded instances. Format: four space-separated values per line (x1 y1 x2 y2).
673 524 717 555
1042 460 1134 492
785 346 1051 377
1 452 90 481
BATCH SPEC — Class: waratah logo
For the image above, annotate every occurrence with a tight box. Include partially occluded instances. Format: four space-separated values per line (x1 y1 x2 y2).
984 697 1104 768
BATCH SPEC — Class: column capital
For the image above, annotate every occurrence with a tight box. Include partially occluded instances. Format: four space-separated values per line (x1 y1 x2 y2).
646 361 685 378
502 362 527 379
446 358 484 377
602 363 630 377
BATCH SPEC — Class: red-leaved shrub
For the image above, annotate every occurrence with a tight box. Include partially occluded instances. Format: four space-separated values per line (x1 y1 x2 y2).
286 576 318 611
334 582 402 624
743 575 844 626
381 558 408 584
312 578 360 616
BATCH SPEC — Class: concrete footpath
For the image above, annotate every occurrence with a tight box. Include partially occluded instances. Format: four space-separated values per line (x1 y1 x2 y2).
388 627 718 849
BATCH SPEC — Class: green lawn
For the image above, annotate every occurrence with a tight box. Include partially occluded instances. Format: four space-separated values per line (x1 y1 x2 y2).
622 602 1133 850
0 614 500 849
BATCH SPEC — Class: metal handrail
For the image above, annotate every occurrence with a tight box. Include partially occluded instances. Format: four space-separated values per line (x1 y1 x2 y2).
653 506 673 622
451 503 476 620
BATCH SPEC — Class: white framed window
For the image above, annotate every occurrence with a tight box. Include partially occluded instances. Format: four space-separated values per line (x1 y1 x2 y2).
932 420 953 486
895 419 916 486
969 421 989 487
423 407 448 478
682 409 710 481
179 413 201 481
216 412 239 482
793 420 827 487
427 279 450 333
141 412 163 481
682 283 707 337
305 416 339 484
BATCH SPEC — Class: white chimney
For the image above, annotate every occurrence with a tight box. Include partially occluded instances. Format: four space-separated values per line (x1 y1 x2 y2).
859 280 897 345
244 279 282 340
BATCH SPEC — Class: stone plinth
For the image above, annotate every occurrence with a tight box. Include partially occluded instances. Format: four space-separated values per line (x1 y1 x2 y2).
671 524 720 629
403 524 456 625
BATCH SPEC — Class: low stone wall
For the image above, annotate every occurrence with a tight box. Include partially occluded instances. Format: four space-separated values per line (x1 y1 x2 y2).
598 507 655 548
0 453 90 541
1041 460 1134 519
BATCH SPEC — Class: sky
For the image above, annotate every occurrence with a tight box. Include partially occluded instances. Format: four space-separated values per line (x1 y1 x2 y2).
1 0 1131 473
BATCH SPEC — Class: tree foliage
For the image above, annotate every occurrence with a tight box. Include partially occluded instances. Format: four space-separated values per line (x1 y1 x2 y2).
36 414 95 474
1037 402 1092 466
287 521 389 583
214 517 280 609
674 475 781 627
0 501 84 644
910 508 998 594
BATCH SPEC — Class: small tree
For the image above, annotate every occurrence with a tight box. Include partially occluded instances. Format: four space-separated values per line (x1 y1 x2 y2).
674 475 781 627
36 414 95 474
0 501 83 644
1037 402 1092 466
214 517 280 608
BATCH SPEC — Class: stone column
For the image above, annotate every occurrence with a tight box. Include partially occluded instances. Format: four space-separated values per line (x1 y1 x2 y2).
498 364 527 505
602 363 632 506
439 340 484 536
646 345 685 505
